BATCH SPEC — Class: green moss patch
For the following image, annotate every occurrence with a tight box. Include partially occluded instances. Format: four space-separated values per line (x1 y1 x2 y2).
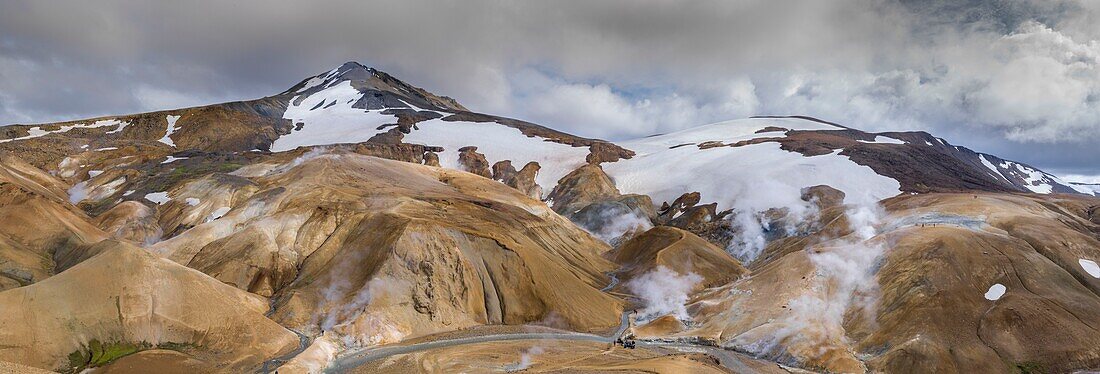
63 339 201 373
65 339 143 373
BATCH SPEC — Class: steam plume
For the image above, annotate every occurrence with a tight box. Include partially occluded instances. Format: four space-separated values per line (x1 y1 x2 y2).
626 265 703 323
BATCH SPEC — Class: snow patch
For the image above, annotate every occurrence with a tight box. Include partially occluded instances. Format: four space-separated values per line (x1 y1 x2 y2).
206 207 231 222
68 182 89 204
145 192 171 205
104 120 130 134
619 117 836 155
274 81 396 152
159 115 181 147
605 141 900 214
1080 259 1100 278
997 160 1062 194
161 156 188 164
978 155 1011 184
857 135 905 145
295 76 329 93
185 197 201 206
1068 183 1100 196
0 119 128 143
984 284 1006 301
88 170 103 178
403 119 591 189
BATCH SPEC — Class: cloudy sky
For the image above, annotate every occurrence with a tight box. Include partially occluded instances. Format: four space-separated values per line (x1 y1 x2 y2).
2 0 1099 179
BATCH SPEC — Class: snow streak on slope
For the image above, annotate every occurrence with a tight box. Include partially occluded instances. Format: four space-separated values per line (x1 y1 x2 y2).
273 81 397 152
0 119 128 143
604 118 902 212
978 155 1012 184
993 159 1078 194
978 155 1090 195
857 135 905 145
159 115 181 147
295 66 342 94
403 119 590 189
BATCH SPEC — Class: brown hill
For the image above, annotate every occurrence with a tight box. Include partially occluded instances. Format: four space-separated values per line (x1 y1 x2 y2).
0 241 297 373
609 226 747 291
0 155 108 290
678 193 1100 373
147 151 624 348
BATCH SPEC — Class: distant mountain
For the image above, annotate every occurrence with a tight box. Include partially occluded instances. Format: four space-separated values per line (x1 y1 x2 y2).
2 61 1100 374
0 61 1085 214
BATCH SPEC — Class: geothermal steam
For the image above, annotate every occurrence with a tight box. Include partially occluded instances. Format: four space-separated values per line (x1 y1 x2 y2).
727 202 819 264
742 203 888 361
626 265 703 323
314 249 406 347
506 345 545 372
574 206 653 245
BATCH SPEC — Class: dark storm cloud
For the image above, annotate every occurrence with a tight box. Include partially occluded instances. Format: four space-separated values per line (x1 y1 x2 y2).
1 0 1098 176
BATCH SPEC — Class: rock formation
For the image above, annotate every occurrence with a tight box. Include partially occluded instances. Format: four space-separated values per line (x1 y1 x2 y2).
546 164 655 244
457 146 492 178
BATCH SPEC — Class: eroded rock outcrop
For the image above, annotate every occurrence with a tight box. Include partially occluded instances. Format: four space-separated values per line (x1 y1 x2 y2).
457 146 492 178
423 151 440 167
491 160 518 184
547 164 655 244
492 160 542 199
512 162 542 199
800 184 845 210
654 192 736 249
585 141 635 164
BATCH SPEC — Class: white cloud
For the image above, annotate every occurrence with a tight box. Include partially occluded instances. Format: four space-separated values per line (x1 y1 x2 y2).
967 22 1100 142
510 70 758 139
1 0 1099 173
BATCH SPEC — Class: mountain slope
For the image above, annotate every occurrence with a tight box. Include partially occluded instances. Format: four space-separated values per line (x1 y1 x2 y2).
0 155 109 290
145 151 624 347
0 241 298 373
0 62 1085 212
2 61 1099 373
679 193 1100 373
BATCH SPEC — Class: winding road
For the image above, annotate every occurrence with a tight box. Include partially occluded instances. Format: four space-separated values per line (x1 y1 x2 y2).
323 312 773 373
326 313 630 373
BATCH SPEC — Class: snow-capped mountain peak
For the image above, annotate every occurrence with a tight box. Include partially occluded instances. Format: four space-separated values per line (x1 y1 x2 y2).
282 61 466 113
